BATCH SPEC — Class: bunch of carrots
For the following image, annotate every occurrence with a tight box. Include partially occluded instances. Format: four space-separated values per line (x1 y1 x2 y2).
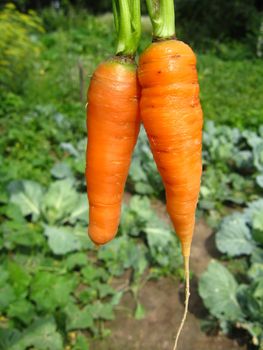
85 0 203 349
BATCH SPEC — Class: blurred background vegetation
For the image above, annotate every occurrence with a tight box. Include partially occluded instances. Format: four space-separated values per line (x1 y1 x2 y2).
0 1 263 350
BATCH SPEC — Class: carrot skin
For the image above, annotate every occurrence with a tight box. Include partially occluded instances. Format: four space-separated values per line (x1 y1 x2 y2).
86 59 140 245
138 40 203 257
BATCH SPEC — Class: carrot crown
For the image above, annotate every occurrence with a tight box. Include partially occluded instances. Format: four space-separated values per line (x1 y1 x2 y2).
146 0 175 39
112 0 141 57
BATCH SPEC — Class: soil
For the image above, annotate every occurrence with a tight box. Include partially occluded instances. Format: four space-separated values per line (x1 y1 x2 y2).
90 202 247 350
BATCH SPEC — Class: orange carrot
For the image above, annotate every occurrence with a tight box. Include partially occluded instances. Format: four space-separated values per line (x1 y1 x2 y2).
139 40 202 257
86 59 140 244
139 1 203 348
86 1 141 245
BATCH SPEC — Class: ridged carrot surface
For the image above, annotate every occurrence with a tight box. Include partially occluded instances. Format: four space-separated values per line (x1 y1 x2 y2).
86 60 140 245
138 40 203 258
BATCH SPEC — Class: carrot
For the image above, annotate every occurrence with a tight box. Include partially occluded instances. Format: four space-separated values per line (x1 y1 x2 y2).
139 1 203 348
86 0 141 245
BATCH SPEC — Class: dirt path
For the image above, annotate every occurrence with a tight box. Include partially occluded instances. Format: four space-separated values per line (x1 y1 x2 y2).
91 216 246 350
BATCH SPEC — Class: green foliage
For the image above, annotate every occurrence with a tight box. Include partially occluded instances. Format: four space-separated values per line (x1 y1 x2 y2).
0 3 44 94
216 199 263 257
128 130 163 196
199 200 263 348
0 104 86 185
198 55 263 129
215 213 255 256
0 169 182 347
199 261 244 321
128 121 263 227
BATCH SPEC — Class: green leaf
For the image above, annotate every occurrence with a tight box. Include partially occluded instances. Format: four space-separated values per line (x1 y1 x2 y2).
251 247 263 264
8 180 43 221
65 303 94 331
81 265 108 284
215 213 255 257
42 179 79 224
134 181 154 194
76 288 98 304
98 236 144 276
60 142 79 157
7 299 35 325
95 282 115 298
72 334 90 350
88 301 114 320
73 226 93 250
10 253 45 275
68 194 89 224
145 225 182 269
7 260 32 298
111 291 123 306
51 162 73 179
129 195 153 221
256 174 263 188
130 244 148 276
18 317 63 350
199 260 244 321
30 272 77 312
0 266 9 286
234 150 253 170
254 279 263 300
146 226 173 250
134 302 146 320
97 237 127 276
2 219 44 249
252 210 263 231
129 159 148 182
253 141 263 172
44 225 82 255
120 196 155 236
244 199 263 244
244 199 263 221
237 283 263 326
4 203 25 222
248 263 263 281
65 252 88 271
251 212 263 244
0 328 21 350
0 284 16 311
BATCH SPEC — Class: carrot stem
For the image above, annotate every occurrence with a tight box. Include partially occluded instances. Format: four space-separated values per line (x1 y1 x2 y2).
112 0 141 56
146 0 175 39
173 256 190 350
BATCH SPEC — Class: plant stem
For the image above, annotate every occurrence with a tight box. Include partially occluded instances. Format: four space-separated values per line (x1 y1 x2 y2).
146 0 175 39
112 0 141 57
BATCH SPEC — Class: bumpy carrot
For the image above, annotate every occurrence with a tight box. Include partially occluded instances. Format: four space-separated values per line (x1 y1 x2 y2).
86 0 141 245
139 1 203 348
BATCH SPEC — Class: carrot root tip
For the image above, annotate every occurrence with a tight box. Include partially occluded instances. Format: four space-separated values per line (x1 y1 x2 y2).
173 256 190 350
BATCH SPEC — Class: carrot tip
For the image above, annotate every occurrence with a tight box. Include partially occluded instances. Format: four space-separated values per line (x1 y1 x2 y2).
173 256 190 350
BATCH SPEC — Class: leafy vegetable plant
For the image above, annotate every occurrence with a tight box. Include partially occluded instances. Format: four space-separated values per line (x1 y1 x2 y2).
0 169 182 349
199 199 263 349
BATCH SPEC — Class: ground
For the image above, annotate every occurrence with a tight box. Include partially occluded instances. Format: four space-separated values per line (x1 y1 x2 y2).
90 203 247 350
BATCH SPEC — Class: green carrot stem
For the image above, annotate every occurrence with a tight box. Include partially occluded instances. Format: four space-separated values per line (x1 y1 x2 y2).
146 0 175 39
112 0 141 57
